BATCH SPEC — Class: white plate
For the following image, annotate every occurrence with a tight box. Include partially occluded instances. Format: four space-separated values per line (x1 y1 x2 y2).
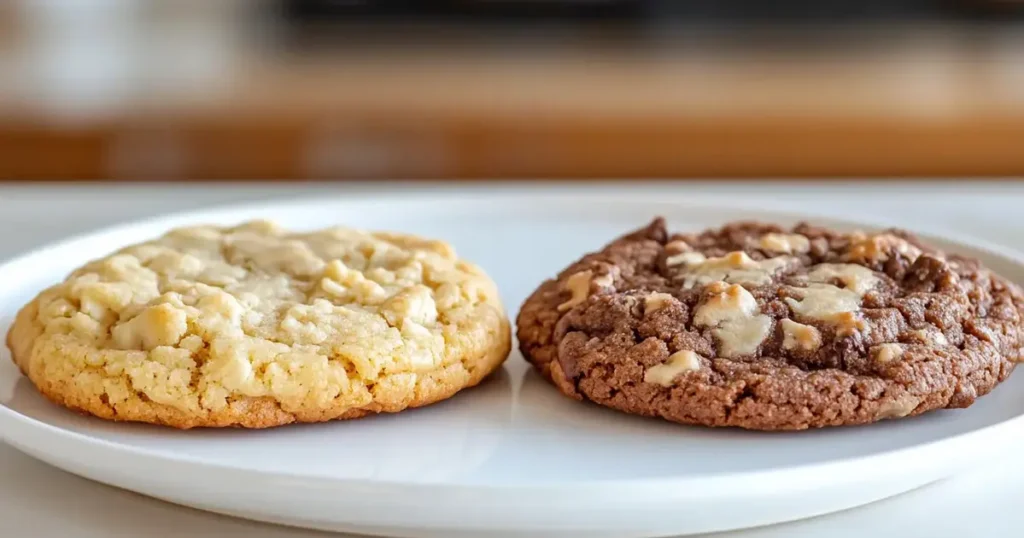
3 193 1024 538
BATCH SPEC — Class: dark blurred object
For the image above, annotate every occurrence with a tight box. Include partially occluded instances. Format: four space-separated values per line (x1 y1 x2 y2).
279 0 1024 24
281 0 640 21
273 0 1024 50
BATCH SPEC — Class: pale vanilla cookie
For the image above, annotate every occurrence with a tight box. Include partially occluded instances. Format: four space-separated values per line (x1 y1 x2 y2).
6 220 511 429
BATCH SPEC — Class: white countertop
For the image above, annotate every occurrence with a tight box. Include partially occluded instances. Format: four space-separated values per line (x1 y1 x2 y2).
1 180 1022 538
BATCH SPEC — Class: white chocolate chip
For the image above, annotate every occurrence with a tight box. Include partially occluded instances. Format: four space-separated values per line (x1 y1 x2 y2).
558 270 594 312
807 263 881 296
644 292 675 314
112 303 188 351
381 285 438 327
780 319 822 352
878 395 921 419
644 349 702 386
592 272 615 289
671 251 792 289
784 263 881 336
909 328 948 345
784 283 861 323
694 283 772 358
845 233 922 264
664 240 692 255
757 233 811 254
695 282 757 325
873 343 904 364
834 313 868 337
70 312 101 338
666 251 707 267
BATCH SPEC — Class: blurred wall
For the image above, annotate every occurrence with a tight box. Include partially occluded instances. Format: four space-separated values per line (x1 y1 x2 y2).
3 1 1024 180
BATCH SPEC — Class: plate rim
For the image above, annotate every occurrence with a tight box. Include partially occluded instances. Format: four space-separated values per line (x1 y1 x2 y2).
2 191 1023 494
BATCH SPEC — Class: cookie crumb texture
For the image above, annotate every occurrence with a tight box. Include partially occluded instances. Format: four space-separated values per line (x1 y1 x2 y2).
517 219 1024 430
7 221 511 428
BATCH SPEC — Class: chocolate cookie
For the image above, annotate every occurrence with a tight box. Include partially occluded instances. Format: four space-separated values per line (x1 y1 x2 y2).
516 219 1024 430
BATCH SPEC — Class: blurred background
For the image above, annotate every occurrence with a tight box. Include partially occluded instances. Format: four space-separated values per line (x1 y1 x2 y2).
3 0 1024 181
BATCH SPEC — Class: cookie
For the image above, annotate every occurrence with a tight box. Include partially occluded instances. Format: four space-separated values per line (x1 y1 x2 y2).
7 220 511 429
517 218 1024 430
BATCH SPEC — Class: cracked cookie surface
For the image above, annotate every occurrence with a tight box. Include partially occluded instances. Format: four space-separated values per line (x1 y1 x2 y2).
7 220 511 429
516 218 1024 430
